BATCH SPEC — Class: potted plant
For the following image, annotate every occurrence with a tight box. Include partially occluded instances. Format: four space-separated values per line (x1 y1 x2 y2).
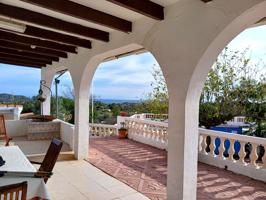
118 122 128 139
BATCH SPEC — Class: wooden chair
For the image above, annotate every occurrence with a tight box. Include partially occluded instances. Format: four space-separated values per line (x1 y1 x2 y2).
0 114 12 146
0 181 27 200
31 138 63 183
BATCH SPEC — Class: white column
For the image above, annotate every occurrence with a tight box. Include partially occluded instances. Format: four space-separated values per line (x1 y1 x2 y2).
74 90 89 159
68 55 102 160
40 68 54 116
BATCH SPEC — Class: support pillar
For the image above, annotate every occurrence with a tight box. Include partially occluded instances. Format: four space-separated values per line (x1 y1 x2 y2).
40 68 54 116
74 91 89 159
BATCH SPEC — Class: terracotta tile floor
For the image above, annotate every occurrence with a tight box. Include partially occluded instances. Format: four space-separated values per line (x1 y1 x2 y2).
87 137 266 200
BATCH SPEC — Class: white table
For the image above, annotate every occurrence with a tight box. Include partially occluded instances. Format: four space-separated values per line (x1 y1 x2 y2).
0 146 50 199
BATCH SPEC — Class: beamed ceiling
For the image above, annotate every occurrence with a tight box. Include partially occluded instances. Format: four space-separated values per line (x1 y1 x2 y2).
0 0 208 68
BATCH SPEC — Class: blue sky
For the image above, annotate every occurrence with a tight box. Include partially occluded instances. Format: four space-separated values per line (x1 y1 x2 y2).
0 25 266 99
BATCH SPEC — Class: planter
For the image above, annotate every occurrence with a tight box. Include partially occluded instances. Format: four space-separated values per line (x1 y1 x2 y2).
118 128 128 139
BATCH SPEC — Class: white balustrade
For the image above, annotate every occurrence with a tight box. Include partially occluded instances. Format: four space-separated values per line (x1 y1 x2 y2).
88 116 266 181
199 128 266 170
124 117 168 150
89 123 117 137
130 113 168 121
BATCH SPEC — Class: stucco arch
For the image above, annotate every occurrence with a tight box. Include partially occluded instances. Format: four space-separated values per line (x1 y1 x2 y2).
141 1 266 199
188 0 266 109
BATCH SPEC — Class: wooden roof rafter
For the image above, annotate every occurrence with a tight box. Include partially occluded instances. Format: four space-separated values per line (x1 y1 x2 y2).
21 0 132 33
23 26 92 49
0 47 59 62
0 40 67 58
0 3 109 42
0 53 52 65
0 30 77 53
0 55 50 66
0 59 44 69
107 0 164 20
0 0 166 68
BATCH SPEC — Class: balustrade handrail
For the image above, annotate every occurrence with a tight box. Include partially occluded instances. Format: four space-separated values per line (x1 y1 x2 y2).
199 128 266 145
124 117 168 127
89 123 117 129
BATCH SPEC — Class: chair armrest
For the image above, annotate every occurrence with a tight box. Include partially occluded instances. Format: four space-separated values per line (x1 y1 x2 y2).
34 171 53 178
30 161 42 165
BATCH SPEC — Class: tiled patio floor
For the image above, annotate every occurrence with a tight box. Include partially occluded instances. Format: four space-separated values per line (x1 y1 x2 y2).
88 137 266 200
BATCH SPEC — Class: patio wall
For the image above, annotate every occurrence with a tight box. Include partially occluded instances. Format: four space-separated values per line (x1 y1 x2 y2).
56 119 75 150
5 120 28 137
5 119 74 150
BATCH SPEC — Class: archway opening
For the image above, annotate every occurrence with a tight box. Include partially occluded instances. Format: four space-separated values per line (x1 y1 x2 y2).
196 25 266 199
51 70 75 124
87 51 169 200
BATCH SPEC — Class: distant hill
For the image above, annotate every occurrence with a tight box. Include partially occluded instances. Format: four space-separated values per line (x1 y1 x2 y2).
0 93 31 103
96 99 140 104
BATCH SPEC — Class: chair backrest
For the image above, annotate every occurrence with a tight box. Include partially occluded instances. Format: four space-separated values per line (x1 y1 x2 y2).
0 114 7 139
39 138 63 183
0 181 27 200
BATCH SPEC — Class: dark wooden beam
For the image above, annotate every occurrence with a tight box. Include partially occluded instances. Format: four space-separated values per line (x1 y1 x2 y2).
23 26 92 49
0 53 52 65
201 0 212 2
0 47 59 62
0 30 77 53
21 0 132 33
0 40 67 58
0 55 49 66
107 0 164 20
0 59 43 68
0 3 109 42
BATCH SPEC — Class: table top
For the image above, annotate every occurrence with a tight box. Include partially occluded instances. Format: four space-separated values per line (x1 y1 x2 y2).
0 146 36 172
0 146 50 199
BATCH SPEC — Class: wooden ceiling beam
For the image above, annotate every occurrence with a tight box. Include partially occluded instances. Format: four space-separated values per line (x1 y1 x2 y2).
0 47 59 62
107 0 164 20
0 30 77 53
0 55 49 66
0 3 109 42
0 59 44 68
21 0 132 33
23 26 92 49
0 53 52 65
201 0 213 2
0 40 67 58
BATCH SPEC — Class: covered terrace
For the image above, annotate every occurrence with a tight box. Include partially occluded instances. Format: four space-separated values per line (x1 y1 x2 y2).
0 0 266 199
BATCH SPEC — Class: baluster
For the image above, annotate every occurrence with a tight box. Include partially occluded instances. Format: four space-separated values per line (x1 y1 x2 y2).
209 136 215 156
238 141 246 165
140 123 145 137
157 127 160 141
108 127 111 136
163 128 167 144
201 135 207 154
228 139 235 161
152 126 158 142
209 136 216 156
263 144 266 169
250 143 258 168
158 128 163 142
219 137 225 159
199 135 202 152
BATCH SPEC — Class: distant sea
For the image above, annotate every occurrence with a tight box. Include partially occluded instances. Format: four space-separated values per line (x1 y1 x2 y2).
95 99 140 104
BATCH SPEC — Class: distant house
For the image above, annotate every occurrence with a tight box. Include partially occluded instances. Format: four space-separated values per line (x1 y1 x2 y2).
0 104 23 120
210 116 251 134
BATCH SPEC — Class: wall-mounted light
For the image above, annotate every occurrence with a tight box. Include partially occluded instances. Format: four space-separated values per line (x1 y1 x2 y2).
37 80 52 115
0 18 26 33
